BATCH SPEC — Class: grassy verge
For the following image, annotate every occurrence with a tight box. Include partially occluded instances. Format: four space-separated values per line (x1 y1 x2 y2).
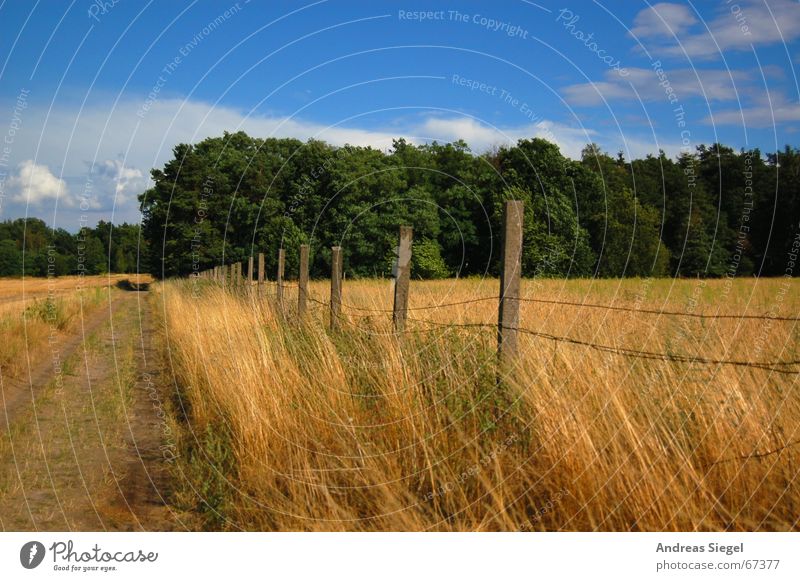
158 277 800 531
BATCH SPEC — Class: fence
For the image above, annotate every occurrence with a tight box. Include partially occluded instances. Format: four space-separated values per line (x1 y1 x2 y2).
194 201 800 377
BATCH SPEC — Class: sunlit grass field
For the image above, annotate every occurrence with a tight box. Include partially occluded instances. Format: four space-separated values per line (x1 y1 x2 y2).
159 276 800 531
0 274 149 379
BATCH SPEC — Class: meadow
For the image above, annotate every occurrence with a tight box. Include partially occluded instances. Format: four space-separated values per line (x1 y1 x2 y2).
0 274 150 380
157 276 800 531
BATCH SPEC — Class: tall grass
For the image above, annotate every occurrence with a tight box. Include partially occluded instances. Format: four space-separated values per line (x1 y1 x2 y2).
159 277 800 531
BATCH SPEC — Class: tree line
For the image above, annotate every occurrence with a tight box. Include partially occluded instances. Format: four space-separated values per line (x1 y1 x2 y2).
0 218 145 277
2 131 797 280
139 131 799 280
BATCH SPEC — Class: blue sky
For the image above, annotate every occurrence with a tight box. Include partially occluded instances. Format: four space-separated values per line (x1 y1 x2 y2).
0 0 798 228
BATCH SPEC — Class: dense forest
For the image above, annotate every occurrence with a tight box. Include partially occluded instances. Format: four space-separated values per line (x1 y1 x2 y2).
0 218 144 277
138 132 798 280
1 131 798 280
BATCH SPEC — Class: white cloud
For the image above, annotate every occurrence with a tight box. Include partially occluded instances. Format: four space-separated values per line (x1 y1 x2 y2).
563 67 749 106
631 2 698 38
416 116 593 159
8 160 72 206
709 92 800 126
631 0 800 59
90 159 147 205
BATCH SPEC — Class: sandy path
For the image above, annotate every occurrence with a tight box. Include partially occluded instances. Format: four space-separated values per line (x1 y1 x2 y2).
0 294 126 433
0 289 193 531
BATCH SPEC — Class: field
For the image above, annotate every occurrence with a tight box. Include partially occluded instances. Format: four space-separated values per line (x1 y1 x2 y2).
1 274 797 531
0 273 150 301
0 274 152 378
157 276 800 531
0 273 150 319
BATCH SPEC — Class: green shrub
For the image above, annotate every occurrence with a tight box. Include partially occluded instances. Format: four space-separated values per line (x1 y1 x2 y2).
24 297 72 330
412 238 450 279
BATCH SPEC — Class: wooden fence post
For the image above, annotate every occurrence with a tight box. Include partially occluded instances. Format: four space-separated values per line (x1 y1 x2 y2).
330 246 342 329
276 248 285 310
258 252 265 294
498 200 524 368
298 244 309 320
234 262 242 289
393 226 413 332
248 255 254 290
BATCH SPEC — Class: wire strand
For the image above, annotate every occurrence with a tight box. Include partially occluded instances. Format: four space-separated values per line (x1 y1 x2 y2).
405 315 800 375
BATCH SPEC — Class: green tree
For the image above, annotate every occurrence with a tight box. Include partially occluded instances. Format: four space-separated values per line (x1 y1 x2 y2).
412 238 449 279
0 239 21 276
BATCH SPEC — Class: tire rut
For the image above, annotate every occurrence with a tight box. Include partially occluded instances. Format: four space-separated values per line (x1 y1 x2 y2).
0 290 194 531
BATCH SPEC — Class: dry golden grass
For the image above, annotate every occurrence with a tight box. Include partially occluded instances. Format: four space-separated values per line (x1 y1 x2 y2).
0 275 147 379
158 277 800 531
0 273 151 305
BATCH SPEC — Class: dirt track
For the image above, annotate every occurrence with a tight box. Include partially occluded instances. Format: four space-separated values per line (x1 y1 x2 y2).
0 288 192 531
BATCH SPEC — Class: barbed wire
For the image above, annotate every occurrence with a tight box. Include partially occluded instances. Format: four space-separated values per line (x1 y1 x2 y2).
283 290 800 322
703 437 800 469
514 295 800 322
404 315 800 375
307 296 330 307
316 295 496 313
239 290 800 374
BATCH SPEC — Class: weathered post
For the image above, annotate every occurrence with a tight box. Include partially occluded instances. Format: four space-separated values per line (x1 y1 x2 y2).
276 248 285 310
234 262 242 290
248 255 254 291
258 252 265 294
330 246 343 329
393 226 413 332
221 264 228 288
298 244 309 320
498 200 524 368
